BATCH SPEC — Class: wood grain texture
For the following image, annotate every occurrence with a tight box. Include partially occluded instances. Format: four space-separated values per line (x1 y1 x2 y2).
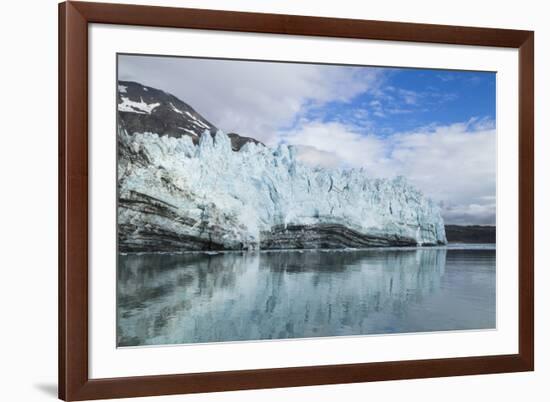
58 1 534 400
59 2 89 400
72 1 531 48
518 33 535 370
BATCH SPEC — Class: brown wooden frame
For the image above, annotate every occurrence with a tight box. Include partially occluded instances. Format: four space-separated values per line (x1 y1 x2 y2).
59 1 534 400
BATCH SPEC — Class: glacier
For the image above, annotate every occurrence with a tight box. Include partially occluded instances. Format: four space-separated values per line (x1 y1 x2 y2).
118 128 447 252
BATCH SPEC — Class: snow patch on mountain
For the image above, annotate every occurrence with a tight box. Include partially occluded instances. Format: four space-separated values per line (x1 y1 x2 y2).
169 102 184 115
118 96 161 114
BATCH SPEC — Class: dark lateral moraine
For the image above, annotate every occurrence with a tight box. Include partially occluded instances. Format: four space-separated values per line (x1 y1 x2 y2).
119 222 422 253
118 194 435 252
118 191 231 253
260 224 421 249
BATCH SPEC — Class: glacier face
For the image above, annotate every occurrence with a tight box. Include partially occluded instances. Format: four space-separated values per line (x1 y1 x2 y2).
118 129 447 252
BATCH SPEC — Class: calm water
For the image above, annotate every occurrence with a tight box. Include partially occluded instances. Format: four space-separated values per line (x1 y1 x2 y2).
117 245 496 347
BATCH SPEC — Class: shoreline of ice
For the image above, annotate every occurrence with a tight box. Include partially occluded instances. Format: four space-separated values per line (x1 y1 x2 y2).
118 242 495 257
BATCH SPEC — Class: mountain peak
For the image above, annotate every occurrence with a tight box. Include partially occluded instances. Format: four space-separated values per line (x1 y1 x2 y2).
117 81 261 150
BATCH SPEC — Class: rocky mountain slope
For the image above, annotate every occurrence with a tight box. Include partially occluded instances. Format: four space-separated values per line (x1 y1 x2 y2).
118 81 260 150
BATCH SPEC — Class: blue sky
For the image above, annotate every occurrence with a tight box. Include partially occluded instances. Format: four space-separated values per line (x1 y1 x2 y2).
291 67 496 137
119 55 497 225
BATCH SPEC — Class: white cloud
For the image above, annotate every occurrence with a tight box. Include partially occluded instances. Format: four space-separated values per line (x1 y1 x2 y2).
398 89 419 105
294 145 343 169
441 202 496 226
281 119 496 225
280 121 387 170
118 55 383 143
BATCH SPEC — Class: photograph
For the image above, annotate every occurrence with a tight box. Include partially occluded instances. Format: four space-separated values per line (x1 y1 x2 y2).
116 54 497 347
1 0 543 401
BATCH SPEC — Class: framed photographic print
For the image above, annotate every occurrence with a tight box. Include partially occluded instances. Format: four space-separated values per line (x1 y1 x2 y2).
59 1 534 400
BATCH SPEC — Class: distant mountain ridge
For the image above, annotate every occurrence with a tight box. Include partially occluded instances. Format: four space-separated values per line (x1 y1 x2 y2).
444 225 495 243
117 81 261 150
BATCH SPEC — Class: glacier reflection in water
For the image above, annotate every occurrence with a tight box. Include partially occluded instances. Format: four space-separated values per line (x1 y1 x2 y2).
117 247 495 346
